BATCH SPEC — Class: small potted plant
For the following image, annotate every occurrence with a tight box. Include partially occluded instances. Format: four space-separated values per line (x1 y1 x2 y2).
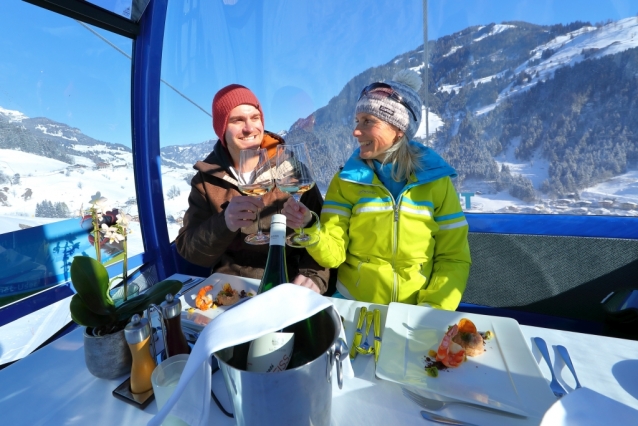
71 193 182 379
70 256 182 379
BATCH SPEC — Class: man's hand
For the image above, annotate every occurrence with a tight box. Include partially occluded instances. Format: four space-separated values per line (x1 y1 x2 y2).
224 196 265 232
292 274 321 294
282 198 312 229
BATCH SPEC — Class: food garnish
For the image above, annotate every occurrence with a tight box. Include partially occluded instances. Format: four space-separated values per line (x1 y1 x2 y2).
216 283 240 306
452 318 485 357
425 366 439 378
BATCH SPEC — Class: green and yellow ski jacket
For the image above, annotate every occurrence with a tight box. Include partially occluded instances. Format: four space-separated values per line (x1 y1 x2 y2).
306 142 471 310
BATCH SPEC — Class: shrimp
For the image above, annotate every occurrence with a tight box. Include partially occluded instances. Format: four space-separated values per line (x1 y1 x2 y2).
195 285 214 311
436 324 466 368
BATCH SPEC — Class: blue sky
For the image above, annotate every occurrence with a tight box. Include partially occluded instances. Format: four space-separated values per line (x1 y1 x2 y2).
0 0 635 148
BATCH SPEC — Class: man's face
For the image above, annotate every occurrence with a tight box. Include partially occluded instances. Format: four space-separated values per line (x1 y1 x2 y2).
225 104 264 167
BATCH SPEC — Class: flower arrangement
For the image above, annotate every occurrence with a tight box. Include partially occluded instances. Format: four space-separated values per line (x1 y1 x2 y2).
84 192 110 264
71 192 182 335
82 192 134 300
102 210 133 301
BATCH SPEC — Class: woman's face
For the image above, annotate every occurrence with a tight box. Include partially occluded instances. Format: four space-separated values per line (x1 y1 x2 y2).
353 112 403 161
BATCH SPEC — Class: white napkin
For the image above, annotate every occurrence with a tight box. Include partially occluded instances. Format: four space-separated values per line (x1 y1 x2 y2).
148 284 353 426
540 387 638 425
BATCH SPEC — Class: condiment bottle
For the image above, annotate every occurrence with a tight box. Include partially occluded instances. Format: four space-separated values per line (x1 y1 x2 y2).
124 314 156 394
160 293 191 357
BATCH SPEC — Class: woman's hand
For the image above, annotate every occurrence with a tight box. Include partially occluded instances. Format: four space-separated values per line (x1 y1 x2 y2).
282 198 312 229
292 274 321 294
224 196 264 232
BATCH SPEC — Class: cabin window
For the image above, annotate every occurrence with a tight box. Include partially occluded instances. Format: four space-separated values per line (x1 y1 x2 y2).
427 2 638 217
0 1 142 313
158 0 638 222
158 0 425 243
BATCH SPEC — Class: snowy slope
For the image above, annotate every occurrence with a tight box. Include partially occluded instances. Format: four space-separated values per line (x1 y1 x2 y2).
0 148 192 255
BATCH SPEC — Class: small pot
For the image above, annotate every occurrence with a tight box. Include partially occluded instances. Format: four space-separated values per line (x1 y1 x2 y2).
83 327 132 379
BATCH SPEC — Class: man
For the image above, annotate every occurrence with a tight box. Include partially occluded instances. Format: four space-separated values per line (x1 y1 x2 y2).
175 84 328 293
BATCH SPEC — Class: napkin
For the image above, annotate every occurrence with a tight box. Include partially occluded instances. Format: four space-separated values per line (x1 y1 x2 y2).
148 284 354 426
540 387 638 425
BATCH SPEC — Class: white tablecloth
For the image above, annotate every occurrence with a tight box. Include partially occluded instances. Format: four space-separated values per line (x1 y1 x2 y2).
1 281 637 425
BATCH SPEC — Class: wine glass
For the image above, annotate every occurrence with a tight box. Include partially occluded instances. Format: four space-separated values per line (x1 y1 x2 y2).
238 148 274 245
275 143 320 248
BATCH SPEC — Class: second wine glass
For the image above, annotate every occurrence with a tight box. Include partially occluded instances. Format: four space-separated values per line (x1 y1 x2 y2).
275 143 320 248
238 148 274 245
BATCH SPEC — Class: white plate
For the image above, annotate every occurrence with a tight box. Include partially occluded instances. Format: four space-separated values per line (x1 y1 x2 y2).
376 303 556 418
179 273 259 331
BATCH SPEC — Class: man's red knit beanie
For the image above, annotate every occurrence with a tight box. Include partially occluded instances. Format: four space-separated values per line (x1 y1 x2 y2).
212 84 263 146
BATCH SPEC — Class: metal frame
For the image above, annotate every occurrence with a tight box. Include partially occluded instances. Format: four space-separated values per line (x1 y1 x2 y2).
22 0 139 39
467 213 638 239
131 0 175 281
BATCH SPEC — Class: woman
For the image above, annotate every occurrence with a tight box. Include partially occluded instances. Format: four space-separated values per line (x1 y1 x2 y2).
283 70 471 309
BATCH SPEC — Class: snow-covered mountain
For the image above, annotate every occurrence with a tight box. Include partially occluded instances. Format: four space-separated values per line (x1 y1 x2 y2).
0 107 195 249
444 17 638 113
281 17 638 215
160 140 215 169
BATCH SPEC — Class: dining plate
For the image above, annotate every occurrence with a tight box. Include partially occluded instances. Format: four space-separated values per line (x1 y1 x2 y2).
375 303 556 418
179 273 260 331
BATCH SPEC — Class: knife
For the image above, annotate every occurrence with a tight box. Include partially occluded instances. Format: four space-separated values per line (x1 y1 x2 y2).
349 307 367 359
373 309 381 364
420 410 479 426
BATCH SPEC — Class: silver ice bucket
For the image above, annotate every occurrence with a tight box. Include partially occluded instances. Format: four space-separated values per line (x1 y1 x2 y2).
214 306 348 426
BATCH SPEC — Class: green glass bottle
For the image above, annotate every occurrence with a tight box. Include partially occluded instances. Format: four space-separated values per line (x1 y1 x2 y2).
246 214 294 372
253 213 320 370
257 214 288 293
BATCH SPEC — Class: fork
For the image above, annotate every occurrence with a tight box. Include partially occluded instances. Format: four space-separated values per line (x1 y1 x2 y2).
533 337 567 398
355 310 375 355
402 387 527 418
554 345 582 389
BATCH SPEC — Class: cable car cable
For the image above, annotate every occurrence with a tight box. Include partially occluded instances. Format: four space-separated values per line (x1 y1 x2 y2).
76 20 212 118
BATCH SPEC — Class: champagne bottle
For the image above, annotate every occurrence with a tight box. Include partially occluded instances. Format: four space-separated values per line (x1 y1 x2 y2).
257 214 289 293
248 214 295 372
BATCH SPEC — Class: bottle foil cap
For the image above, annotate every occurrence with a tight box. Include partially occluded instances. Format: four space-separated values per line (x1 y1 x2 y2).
271 214 286 225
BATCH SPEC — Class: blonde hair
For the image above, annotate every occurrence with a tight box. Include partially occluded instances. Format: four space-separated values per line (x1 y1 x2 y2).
368 134 423 182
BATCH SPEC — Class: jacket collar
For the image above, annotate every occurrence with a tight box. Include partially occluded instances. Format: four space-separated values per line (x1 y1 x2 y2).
339 141 457 185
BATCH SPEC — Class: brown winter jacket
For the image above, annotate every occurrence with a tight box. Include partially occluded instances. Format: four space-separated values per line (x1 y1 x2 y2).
175 132 329 293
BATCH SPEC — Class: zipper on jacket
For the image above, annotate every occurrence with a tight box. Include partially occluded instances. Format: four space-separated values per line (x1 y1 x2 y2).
391 194 403 303
341 178 401 302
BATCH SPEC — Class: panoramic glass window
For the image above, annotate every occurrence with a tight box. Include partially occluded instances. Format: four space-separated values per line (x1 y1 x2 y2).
0 0 142 307
159 0 638 227
427 0 638 216
159 0 425 242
